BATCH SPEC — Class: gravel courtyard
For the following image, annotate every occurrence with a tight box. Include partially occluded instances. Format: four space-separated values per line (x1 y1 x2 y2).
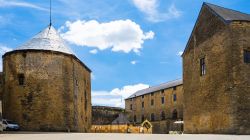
1 133 250 140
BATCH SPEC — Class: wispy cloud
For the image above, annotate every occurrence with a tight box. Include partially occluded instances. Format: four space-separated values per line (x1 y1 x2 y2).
92 83 149 107
132 0 182 22
177 51 183 56
0 45 12 71
131 60 138 65
60 19 154 54
90 49 98 54
0 0 48 11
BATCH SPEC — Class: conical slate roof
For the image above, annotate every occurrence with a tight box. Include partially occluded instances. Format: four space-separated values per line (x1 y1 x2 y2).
15 25 74 55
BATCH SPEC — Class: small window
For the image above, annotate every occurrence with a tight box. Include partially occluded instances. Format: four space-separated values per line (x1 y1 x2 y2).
130 98 132 101
134 115 137 122
172 109 178 119
84 91 87 111
142 101 144 108
173 86 176 90
141 95 144 99
200 57 206 76
151 93 154 96
173 94 177 102
161 97 165 104
161 90 164 93
18 74 25 85
130 104 132 110
151 113 155 121
141 115 145 122
244 50 250 63
75 79 78 86
161 111 165 120
151 99 154 106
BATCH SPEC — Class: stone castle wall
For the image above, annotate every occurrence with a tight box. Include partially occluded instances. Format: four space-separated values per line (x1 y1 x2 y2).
92 106 124 125
230 21 250 134
2 50 91 132
183 6 250 134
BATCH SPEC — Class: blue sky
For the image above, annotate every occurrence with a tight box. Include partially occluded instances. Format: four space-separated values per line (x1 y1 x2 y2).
0 0 250 107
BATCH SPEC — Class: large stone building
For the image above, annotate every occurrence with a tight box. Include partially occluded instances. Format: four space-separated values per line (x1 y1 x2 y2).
0 25 92 132
125 79 183 133
183 3 250 134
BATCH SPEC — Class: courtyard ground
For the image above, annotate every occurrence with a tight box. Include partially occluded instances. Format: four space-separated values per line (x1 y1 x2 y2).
0 133 250 140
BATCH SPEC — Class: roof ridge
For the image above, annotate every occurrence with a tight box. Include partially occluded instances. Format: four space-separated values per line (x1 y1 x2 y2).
203 2 250 22
126 79 183 99
204 2 250 16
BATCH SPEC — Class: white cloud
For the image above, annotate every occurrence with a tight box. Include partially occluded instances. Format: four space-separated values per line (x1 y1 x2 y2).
0 0 48 11
0 45 12 71
60 19 154 54
132 0 182 22
131 60 138 65
90 49 98 54
91 73 96 80
92 83 149 108
177 51 183 56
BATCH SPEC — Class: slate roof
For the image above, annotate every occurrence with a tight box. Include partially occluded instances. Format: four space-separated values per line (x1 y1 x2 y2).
126 79 183 99
111 113 130 125
204 2 250 22
15 25 74 55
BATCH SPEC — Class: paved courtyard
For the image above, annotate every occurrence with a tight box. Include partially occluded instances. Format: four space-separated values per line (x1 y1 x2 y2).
0 133 250 140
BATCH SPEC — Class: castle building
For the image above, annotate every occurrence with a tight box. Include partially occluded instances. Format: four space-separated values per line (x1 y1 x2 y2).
125 79 183 133
182 3 250 134
1 25 91 132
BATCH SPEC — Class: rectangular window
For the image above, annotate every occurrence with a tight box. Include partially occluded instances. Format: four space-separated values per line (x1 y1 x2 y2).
141 95 144 99
141 115 145 122
151 99 154 106
200 57 206 76
151 113 155 121
142 101 144 108
173 94 177 102
84 91 87 111
130 104 132 110
161 97 165 104
173 86 176 90
18 74 25 85
151 93 154 96
244 50 250 63
134 115 137 122
161 90 164 93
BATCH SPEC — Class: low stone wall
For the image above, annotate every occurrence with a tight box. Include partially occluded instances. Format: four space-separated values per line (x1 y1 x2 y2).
91 125 152 133
151 120 183 134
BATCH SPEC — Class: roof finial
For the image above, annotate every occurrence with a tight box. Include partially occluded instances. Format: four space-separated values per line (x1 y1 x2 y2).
49 0 52 27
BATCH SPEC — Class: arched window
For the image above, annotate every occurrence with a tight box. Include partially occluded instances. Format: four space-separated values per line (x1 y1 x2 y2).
172 109 178 119
161 111 165 120
151 113 155 121
134 115 137 122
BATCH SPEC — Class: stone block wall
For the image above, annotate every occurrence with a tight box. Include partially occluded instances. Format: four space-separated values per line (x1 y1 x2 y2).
183 5 250 134
125 84 183 134
2 50 91 132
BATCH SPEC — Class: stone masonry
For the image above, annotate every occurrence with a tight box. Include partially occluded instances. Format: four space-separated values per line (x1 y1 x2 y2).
182 3 250 134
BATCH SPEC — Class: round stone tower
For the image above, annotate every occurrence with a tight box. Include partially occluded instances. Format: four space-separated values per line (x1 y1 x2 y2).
2 25 91 132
